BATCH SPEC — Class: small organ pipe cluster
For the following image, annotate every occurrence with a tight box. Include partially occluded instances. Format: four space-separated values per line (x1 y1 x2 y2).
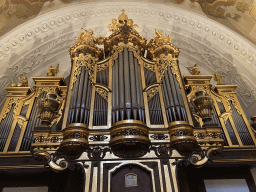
0 10 255 191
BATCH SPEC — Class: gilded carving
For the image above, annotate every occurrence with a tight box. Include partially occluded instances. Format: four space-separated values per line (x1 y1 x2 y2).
47 64 59 76
109 42 143 66
156 54 181 87
97 62 109 72
16 115 27 129
50 93 64 127
37 92 62 127
36 87 55 97
71 53 97 90
108 19 119 33
224 94 242 115
213 73 225 85
77 28 97 45
95 87 108 101
146 87 159 101
186 64 200 75
18 74 28 87
0 97 19 123
219 112 230 124
144 62 155 72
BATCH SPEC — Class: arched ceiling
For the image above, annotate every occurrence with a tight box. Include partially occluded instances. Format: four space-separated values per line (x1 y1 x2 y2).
0 1 255 118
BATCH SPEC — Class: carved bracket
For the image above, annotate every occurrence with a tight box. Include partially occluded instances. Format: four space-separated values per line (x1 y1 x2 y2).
33 151 68 172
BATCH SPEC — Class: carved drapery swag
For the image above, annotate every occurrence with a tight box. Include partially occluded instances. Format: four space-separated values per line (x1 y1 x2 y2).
71 53 97 90
156 54 181 87
109 42 143 66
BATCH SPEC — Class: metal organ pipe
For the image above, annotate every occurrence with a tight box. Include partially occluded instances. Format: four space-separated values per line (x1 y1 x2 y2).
161 66 188 123
80 70 89 123
67 66 92 125
111 49 145 124
123 48 132 119
129 51 137 120
118 52 125 121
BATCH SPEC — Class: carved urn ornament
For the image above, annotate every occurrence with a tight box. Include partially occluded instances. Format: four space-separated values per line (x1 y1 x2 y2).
37 91 61 128
192 91 214 127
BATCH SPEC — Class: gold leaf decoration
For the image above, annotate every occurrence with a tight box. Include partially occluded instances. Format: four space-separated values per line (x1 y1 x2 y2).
71 53 97 90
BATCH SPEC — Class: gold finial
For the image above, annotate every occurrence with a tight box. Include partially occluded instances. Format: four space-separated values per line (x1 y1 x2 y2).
118 9 128 24
127 19 138 30
47 64 59 76
213 73 225 84
186 64 200 75
108 19 119 33
18 74 28 87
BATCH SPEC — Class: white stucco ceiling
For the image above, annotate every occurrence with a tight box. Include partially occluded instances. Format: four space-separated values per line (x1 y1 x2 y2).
0 2 255 118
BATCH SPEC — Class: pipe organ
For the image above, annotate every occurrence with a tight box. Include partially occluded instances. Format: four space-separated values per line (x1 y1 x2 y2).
0 10 256 192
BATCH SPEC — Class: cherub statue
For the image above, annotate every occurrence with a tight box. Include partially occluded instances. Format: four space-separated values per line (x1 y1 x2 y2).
47 64 59 76
154 30 166 45
18 74 28 87
77 27 89 42
186 64 200 75
213 73 225 84
87 29 97 46
108 19 119 33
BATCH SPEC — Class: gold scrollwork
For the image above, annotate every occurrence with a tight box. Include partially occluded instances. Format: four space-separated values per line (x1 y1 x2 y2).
193 113 202 126
156 54 181 87
71 53 97 90
219 112 230 124
0 98 20 123
16 115 28 129
144 62 155 72
224 94 242 115
97 61 109 72
147 87 159 101
109 42 143 66
95 87 108 101
36 87 55 97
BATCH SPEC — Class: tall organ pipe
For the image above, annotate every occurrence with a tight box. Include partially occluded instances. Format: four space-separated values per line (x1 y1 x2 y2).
118 52 124 121
123 48 132 119
67 66 92 125
161 66 188 123
112 49 145 124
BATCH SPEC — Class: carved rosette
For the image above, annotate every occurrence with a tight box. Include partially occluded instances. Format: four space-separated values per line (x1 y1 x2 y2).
60 123 89 159
168 121 197 155
109 120 150 158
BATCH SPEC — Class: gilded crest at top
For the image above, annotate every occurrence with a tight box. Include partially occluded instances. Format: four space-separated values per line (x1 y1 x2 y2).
118 9 128 24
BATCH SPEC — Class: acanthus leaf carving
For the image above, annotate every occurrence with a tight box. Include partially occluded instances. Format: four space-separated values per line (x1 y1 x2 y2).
71 53 97 90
